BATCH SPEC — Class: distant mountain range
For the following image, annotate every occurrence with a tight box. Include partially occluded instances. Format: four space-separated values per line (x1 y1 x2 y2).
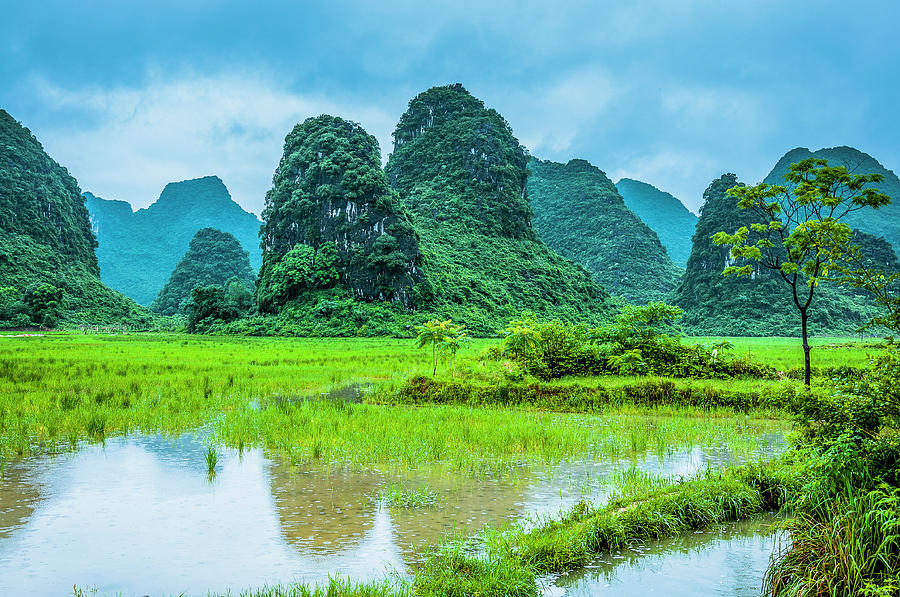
5 93 900 336
615 178 697 268
85 176 262 305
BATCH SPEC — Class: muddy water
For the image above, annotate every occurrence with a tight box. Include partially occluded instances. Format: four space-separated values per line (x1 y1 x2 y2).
0 433 784 596
548 516 785 596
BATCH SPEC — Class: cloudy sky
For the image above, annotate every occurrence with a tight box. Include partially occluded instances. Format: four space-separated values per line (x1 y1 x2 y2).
2 0 898 215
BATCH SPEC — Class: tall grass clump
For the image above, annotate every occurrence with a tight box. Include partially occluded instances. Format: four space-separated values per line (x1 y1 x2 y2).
376 482 440 509
766 486 900 596
765 347 900 595
205 446 218 473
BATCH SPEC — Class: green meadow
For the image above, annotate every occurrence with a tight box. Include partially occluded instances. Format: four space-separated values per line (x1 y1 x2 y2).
0 333 805 469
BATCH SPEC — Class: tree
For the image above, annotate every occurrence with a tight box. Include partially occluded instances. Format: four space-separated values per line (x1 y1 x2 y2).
713 158 891 386
25 283 65 328
0 286 21 321
498 312 543 360
224 277 255 314
440 323 469 377
415 318 467 376
185 285 239 333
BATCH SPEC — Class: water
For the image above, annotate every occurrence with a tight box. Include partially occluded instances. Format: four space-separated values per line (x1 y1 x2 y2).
547 516 785 597
0 433 784 596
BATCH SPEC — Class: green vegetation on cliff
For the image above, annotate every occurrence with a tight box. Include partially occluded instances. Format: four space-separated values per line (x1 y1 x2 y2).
151 227 256 315
256 114 424 315
615 178 698 267
672 173 896 336
528 158 682 304
765 146 900 251
85 175 262 305
0 109 148 327
385 84 613 332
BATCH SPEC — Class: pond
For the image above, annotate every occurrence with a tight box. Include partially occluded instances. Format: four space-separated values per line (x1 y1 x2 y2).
0 432 784 595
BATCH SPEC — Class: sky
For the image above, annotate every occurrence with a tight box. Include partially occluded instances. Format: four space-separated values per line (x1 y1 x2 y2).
2 0 898 216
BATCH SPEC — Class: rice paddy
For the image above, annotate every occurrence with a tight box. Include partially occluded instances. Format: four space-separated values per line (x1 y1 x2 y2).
0 332 874 595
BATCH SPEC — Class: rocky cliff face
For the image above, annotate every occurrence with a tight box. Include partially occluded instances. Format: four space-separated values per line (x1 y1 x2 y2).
386 83 534 240
615 178 697 268
256 115 424 311
385 84 613 331
528 158 682 304
85 175 262 305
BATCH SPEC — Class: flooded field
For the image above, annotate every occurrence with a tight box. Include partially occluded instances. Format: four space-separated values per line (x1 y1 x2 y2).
549 515 784 596
0 432 784 595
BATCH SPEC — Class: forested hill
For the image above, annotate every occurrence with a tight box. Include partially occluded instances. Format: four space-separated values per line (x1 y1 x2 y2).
615 178 697 267
672 173 893 336
152 228 256 316
528 159 682 304
764 146 900 252
85 176 262 305
255 114 424 314
0 109 147 326
385 84 614 331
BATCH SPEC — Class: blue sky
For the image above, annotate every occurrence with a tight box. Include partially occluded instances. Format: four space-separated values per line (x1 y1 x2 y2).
2 0 898 215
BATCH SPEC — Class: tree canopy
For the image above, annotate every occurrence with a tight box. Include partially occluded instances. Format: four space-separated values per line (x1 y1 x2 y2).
712 158 891 384
672 173 891 337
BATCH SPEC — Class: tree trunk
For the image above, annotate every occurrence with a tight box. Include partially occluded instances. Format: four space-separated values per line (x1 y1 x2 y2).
432 342 437 377
801 308 811 387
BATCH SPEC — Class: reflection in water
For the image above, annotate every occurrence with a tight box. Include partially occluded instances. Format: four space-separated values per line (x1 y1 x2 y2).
0 433 785 596
550 516 784 597
0 460 42 540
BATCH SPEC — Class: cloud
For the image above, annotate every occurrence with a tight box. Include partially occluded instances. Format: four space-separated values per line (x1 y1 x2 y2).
26 72 397 215
505 67 619 155
609 147 722 214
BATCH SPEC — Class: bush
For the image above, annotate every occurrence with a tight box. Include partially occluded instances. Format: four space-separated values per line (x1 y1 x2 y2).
496 307 776 380
766 347 900 596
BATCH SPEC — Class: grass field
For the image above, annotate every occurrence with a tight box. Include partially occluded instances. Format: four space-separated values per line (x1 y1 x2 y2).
683 335 885 370
0 333 791 471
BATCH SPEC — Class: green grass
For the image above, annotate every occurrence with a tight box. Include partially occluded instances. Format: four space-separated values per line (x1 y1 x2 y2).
684 335 885 371
375 482 440 509
0 333 789 472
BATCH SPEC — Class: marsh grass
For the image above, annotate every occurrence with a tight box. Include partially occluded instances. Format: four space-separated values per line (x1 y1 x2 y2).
2 334 786 472
764 486 900 595
410 459 799 595
206 446 218 473
375 482 440 509
605 466 676 501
